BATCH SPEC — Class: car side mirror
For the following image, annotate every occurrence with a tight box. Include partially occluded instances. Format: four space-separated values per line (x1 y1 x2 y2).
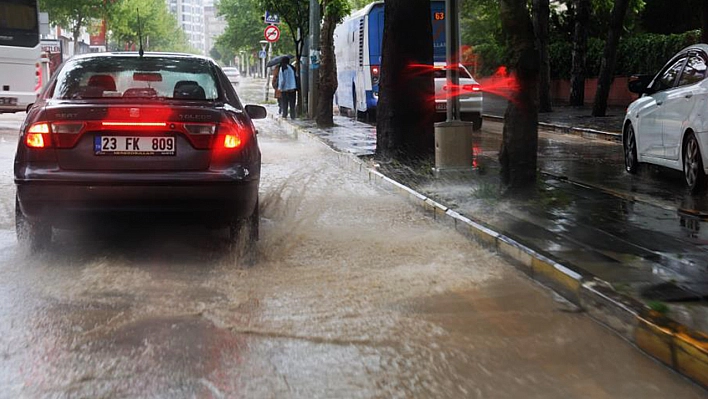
245 104 267 120
26 103 33 112
628 75 655 95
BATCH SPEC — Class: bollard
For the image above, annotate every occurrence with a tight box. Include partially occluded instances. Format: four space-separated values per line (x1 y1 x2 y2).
434 120 474 175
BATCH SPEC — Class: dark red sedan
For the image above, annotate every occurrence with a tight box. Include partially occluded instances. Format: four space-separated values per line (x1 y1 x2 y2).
14 52 264 252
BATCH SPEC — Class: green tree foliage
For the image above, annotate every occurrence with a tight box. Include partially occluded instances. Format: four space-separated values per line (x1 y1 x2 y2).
216 0 264 55
107 0 192 52
347 0 374 10
460 0 647 77
39 0 111 53
259 0 309 60
551 30 701 78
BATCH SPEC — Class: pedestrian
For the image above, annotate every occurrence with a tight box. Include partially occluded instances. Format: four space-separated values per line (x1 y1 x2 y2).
277 57 297 120
271 65 283 116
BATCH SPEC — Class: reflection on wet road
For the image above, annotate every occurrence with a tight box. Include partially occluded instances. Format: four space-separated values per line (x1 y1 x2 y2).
0 81 704 397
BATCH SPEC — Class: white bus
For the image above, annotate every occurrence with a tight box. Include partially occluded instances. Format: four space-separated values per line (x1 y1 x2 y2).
0 0 41 113
334 0 446 121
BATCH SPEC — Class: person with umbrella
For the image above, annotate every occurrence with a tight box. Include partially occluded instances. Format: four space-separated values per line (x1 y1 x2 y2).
277 56 298 119
271 64 282 115
268 55 293 117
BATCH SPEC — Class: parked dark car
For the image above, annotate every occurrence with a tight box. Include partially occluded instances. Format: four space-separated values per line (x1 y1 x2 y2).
14 52 265 251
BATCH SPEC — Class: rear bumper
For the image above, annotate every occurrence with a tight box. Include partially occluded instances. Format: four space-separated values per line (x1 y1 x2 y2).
435 96 483 115
16 179 259 226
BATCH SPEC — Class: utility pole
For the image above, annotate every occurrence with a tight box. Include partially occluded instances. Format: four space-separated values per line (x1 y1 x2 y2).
307 0 320 119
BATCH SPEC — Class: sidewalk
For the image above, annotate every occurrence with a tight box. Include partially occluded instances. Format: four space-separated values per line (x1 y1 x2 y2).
483 93 625 140
271 108 708 390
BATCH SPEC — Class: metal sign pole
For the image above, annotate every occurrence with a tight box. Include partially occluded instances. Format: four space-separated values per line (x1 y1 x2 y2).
446 0 460 122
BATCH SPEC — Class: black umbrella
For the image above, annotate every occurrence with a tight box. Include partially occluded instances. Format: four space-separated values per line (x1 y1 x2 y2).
267 54 295 68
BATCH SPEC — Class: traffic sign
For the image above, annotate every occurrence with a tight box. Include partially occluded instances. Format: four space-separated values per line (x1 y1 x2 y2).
258 50 267 59
264 25 280 43
264 11 280 24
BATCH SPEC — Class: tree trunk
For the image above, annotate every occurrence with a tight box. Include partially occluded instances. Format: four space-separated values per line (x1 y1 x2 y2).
72 15 83 56
570 0 590 106
316 3 338 127
533 0 552 112
499 0 540 188
375 0 435 162
294 39 304 117
592 0 630 117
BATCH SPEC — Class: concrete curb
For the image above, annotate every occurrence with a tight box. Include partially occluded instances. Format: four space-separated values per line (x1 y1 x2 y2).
482 114 622 142
273 116 708 390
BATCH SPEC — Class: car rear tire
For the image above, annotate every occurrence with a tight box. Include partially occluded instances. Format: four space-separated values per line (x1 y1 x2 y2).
15 197 51 252
624 124 639 174
228 199 259 263
683 132 706 194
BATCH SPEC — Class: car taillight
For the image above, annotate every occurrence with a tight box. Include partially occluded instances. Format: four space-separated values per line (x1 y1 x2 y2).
223 134 241 149
51 122 84 134
443 84 481 93
216 118 249 151
184 124 216 135
371 65 380 86
25 122 51 148
463 84 481 92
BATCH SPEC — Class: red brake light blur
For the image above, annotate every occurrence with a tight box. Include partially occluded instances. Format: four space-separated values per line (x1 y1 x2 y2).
101 122 167 128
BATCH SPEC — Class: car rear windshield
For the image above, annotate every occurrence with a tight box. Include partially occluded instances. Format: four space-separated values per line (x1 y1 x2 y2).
434 67 473 79
52 56 221 101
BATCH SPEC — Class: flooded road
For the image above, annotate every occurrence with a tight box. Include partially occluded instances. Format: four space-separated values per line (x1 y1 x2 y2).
0 83 705 398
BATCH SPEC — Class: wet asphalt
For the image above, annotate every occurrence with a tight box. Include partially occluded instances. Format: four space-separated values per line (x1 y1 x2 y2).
287 91 708 333
0 80 704 397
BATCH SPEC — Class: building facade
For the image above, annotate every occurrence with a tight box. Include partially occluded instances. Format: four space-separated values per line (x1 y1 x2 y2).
167 0 206 54
204 1 226 59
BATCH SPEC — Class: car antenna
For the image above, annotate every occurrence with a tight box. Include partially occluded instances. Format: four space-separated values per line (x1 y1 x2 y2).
137 8 144 57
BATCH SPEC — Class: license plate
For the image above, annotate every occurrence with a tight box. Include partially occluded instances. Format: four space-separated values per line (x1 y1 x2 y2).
0 97 18 106
94 136 176 156
435 102 447 111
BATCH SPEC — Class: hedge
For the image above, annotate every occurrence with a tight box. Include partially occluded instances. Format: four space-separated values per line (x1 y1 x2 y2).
477 30 702 78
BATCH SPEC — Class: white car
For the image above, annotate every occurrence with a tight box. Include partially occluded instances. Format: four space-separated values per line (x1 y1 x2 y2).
222 67 241 85
624 44 708 193
433 62 483 130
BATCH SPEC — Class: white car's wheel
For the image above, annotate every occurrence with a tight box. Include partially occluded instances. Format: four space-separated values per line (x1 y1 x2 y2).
624 124 638 174
683 133 706 193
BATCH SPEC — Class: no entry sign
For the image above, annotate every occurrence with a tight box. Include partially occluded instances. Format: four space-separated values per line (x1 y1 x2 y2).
264 25 280 43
